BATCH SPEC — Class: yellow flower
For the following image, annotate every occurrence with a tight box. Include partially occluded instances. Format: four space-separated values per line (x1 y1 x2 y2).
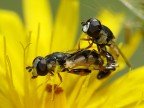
0 0 143 108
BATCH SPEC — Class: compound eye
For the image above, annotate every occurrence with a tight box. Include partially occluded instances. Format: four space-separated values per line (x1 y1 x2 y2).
90 19 101 30
37 59 48 76
87 18 102 35
32 56 43 67
38 60 47 71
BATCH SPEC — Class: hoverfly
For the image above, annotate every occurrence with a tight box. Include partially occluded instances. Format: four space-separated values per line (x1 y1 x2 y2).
64 49 115 79
81 18 131 69
26 52 71 82
26 49 116 81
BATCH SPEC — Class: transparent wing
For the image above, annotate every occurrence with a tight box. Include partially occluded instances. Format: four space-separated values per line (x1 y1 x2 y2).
110 41 132 70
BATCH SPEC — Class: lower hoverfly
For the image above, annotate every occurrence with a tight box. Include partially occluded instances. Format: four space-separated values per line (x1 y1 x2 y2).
26 49 117 81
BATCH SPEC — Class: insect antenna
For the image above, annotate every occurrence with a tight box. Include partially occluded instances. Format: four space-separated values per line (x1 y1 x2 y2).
26 66 33 72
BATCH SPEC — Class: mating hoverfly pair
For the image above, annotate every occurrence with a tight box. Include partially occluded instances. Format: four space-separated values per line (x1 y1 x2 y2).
26 18 131 81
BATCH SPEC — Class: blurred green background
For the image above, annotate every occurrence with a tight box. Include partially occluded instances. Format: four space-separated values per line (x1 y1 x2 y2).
0 0 143 72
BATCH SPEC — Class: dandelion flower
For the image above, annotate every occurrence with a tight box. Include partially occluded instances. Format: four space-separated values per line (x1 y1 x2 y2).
0 0 143 108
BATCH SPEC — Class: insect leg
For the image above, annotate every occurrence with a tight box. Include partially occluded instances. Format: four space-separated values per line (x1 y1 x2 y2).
80 37 94 49
57 73 63 83
54 73 63 92
97 45 118 69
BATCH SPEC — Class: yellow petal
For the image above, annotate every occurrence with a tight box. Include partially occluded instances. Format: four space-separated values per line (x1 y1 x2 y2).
51 0 79 52
22 0 52 59
86 66 144 107
0 10 26 44
0 10 27 94
72 71 111 108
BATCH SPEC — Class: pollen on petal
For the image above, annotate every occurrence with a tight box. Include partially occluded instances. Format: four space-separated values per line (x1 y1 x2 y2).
44 84 67 108
45 84 64 94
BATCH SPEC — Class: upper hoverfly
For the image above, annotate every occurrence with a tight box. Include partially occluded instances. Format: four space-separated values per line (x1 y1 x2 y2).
26 49 116 81
81 18 131 69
